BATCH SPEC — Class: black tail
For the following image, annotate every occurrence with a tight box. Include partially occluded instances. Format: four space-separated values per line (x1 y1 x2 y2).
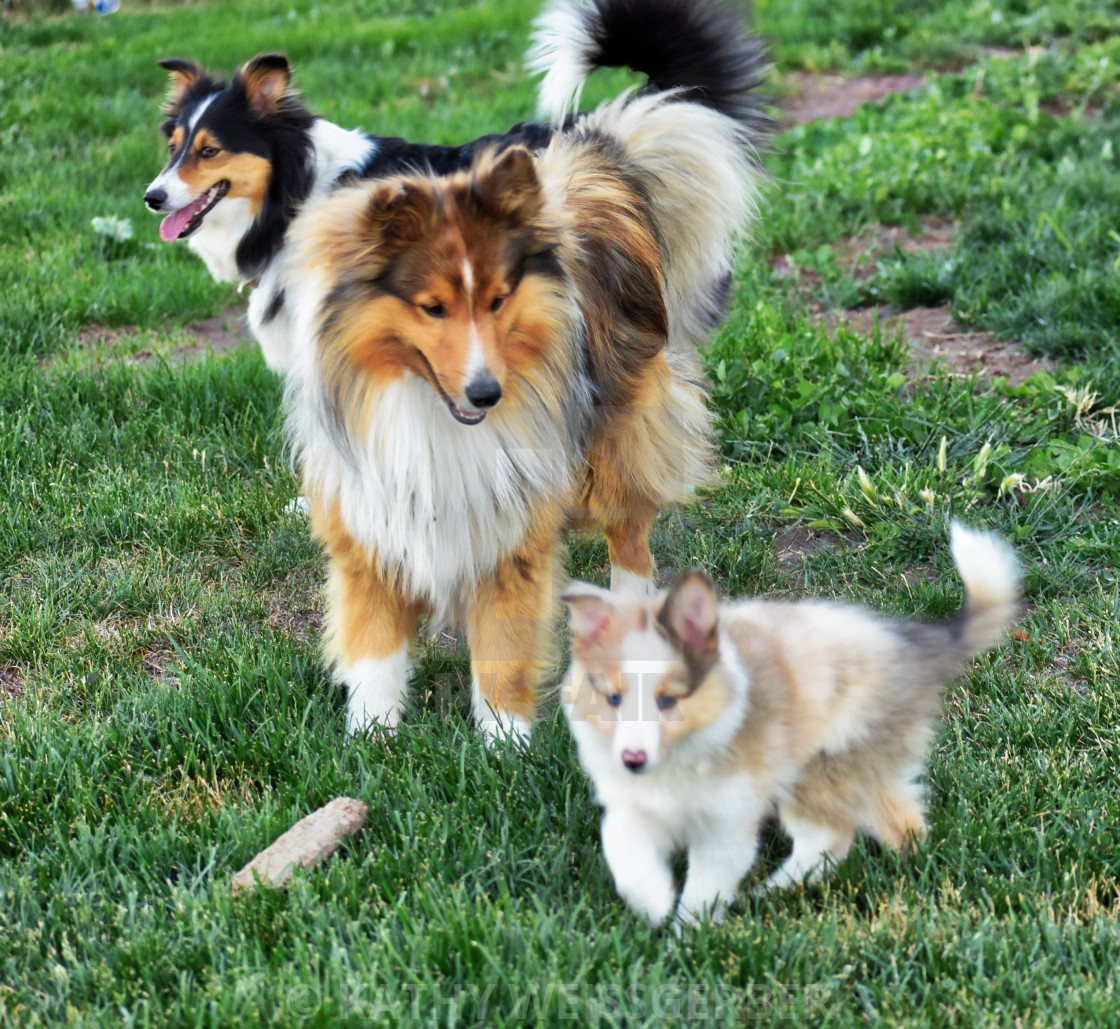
529 0 770 138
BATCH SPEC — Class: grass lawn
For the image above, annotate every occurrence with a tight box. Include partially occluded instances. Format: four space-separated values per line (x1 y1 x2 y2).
2 0 1119 1025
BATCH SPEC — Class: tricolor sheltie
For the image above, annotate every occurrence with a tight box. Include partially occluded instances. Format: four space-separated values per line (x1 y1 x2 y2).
562 523 1020 926
279 0 768 740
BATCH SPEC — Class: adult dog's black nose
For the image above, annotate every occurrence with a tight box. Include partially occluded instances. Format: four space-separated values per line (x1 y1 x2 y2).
464 376 502 410
144 188 167 211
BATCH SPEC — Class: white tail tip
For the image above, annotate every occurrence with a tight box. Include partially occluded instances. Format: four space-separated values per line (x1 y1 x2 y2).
949 521 1020 606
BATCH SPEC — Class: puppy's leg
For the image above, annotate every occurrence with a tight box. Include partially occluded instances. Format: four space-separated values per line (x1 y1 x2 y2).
868 780 928 858
468 532 560 747
676 820 760 927
763 805 855 890
601 806 676 926
315 499 421 734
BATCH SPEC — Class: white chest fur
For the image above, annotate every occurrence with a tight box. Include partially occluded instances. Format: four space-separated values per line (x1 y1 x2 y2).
295 373 572 620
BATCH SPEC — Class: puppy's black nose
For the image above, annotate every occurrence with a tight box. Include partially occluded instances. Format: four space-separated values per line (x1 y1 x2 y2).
144 188 167 211
621 749 647 773
464 376 502 410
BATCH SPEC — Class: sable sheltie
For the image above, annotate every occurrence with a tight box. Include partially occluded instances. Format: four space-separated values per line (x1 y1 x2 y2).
142 0 768 378
280 0 768 740
563 524 1020 926
142 56 553 373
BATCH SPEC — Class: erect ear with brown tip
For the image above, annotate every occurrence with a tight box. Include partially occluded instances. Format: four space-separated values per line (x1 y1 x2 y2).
657 570 720 658
158 58 204 110
562 582 618 653
363 182 435 244
473 145 543 222
236 53 292 119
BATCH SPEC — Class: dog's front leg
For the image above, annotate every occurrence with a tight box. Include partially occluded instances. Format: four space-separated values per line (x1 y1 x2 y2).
318 527 422 734
467 528 561 747
676 821 759 927
601 806 676 925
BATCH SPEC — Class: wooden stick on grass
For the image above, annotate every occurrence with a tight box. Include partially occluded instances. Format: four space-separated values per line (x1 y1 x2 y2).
231 797 368 895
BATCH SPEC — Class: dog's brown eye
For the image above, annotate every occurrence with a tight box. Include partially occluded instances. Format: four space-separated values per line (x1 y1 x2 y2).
490 295 507 313
656 694 678 712
198 146 220 159
421 302 446 318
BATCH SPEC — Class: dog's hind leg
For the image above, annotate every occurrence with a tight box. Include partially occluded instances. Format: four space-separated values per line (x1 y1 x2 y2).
604 500 659 596
468 525 562 747
763 804 855 890
582 457 659 596
867 780 928 859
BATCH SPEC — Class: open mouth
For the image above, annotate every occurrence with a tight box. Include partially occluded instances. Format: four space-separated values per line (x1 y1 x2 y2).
158 181 230 242
413 351 488 426
445 399 487 426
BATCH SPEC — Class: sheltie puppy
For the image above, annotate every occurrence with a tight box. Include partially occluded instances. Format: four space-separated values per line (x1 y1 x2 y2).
563 523 1020 926
280 0 768 741
142 0 768 377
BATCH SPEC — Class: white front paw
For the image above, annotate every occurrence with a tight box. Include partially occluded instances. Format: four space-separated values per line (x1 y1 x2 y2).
674 896 728 928
341 649 409 738
346 694 402 736
615 873 677 926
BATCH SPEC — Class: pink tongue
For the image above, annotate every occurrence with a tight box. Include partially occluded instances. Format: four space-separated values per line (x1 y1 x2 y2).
159 194 209 242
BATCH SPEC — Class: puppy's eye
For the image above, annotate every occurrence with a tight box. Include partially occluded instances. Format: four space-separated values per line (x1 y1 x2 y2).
420 302 446 318
606 693 622 708
490 295 507 313
198 146 220 159
656 694 678 712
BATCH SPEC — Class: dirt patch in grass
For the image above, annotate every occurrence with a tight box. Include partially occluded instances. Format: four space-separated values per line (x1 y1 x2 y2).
265 565 324 645
165 307 255 362
267 596 323 644
841 219 956 267
771 525 849 568
772 219 1052 387
70 305 253 367
771 218 956 287
821 305 1056 386
780 72 928 125
0 664 25 702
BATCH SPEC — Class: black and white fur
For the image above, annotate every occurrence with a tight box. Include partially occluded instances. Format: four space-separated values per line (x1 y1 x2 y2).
144 0 768 375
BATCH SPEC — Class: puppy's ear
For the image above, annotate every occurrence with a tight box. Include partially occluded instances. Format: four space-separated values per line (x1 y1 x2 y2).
363 182 436 244
236 53 292 119
473 146 543 222
158 58 205 113
562 582 617 652
657 570 719 658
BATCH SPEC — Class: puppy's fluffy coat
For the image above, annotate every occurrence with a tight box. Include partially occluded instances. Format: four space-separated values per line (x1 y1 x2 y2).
563 523 1020 926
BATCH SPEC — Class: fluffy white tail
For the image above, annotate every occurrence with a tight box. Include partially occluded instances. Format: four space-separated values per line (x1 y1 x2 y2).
949 521 1021 654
